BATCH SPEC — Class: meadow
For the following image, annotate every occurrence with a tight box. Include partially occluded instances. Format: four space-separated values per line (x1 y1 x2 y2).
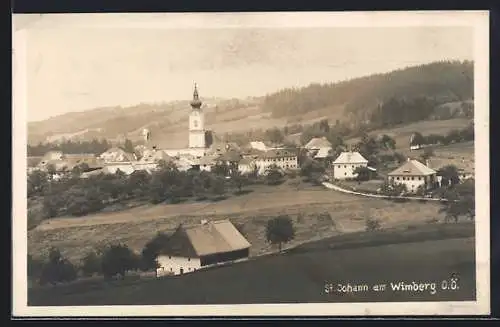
28 222 475 306
28 179 451 264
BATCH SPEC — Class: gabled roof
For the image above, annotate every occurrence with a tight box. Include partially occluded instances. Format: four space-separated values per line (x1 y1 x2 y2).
333 151 368 164
139 149 173 163
158 219 251 258
388 159 437 176
305 137 332 150
217 149 242 163
314 147 333 159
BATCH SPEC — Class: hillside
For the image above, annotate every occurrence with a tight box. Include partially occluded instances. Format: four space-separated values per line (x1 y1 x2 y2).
27 61 473 146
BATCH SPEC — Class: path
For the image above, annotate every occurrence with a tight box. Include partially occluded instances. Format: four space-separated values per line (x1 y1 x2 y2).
322 182 449 202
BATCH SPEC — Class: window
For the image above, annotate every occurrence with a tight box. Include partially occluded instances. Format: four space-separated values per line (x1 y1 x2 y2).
344 172 347 176
169 256 171 259
188 258 191 261
344 165 347 168
411 177 414 181
396 177 400 180
418 177 422 180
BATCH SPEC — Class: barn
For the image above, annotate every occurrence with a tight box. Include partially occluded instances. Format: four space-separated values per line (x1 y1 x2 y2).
155 219 251 277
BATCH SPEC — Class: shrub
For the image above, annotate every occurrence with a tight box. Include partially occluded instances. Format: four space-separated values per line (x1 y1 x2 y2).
365 218 381 232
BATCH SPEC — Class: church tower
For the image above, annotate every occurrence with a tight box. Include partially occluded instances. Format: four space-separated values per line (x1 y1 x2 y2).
188 83 206 149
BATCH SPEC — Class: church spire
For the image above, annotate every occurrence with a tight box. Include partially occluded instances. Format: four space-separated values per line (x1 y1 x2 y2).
190 82 202 109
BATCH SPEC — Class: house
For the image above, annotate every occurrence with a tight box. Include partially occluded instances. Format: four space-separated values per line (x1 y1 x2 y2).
332 151 369 180
196 154 219 172
314 147 333 160
387 159 437 193
249 141 268 152
103 162 136 175
156 219 251 277
99 147 137 163
41 151 63 161
304 137 332 151
254 148 298 175
238 157 257 175
62 154 103 171
425 158 474 186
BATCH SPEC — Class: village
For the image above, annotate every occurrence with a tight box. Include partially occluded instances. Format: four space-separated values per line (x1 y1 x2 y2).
26 84 475 285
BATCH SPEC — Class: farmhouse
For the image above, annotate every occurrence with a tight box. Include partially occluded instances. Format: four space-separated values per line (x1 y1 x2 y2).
254 148 298 175
156 219 251 277
387 159 437 193
332 151 369 180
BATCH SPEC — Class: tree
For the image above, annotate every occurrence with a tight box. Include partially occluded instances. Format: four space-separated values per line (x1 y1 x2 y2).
39 247 78 286
141 232 170 271
379 134 396 150
213 161 230 177
440 179 475 222
231 170 248 193
205 131 214 147
365 217 381 231
265 127 284 144
410 132 425 147
437 165 460 187
265 165 284 185
100 244 140 279
123 139 134 153
265 215 295 252
210 176 227 198
27 170 49 197
353 166 371 181
420 147 435 162
81 250 103 277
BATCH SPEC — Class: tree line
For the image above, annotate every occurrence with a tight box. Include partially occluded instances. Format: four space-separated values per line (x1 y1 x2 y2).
28 215 297 286
261 61 473 122
27 138 136 157
410 123 474 147
28 160 288 224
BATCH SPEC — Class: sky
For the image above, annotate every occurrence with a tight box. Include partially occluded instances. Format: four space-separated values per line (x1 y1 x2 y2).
14 13 474 122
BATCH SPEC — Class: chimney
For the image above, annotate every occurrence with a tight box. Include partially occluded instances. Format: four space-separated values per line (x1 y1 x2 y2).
425 160 430 167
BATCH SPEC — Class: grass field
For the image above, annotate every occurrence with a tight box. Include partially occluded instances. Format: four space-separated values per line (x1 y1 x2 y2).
28 222 475 306
346 118 472 152
28 179 452 264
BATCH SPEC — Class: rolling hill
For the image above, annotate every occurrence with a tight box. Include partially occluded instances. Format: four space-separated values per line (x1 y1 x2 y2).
27 60 473 147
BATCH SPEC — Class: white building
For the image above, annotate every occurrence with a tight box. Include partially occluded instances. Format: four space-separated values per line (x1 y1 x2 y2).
238 158 257 175
387 159 437 193
332 151 369 180
249 141 268 152
156 219 251 277
254 149 299 175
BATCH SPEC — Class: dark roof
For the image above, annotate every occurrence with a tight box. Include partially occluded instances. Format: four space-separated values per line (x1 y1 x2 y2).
158 220 251 258
257 148 298 159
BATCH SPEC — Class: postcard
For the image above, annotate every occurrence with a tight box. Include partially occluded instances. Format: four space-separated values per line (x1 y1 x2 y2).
12 11 490 317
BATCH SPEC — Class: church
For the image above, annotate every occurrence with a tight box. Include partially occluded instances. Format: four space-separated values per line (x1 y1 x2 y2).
149 84 211 159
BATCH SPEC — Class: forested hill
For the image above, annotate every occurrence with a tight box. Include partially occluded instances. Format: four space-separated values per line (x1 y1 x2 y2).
261 60 474 123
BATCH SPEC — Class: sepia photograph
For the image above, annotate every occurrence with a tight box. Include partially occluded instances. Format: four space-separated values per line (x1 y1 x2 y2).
12 11 490 316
